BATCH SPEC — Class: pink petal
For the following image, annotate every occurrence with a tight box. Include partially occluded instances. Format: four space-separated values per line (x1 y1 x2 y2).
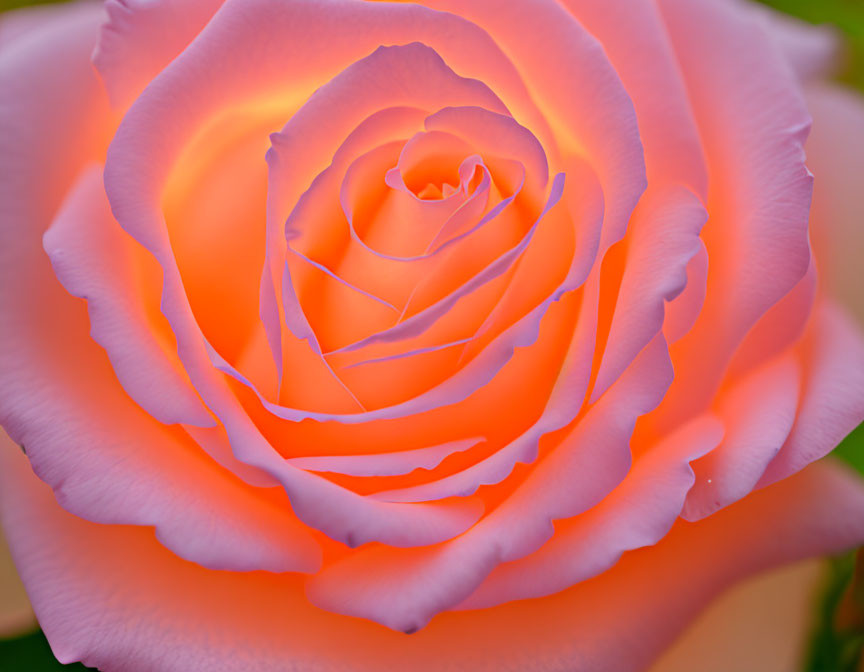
558 0 707 196
307 334 673 632
663 241 708 344
103 0 557 384
102 43 489 548
591 184 707 401
0 474 35 637
423 106 549 192
806 82 864 324
5 431 864 671
457 414 724 609
654 0 814 426
759 301 864 486
214 173 569 424
736 0 839 81
0 5 321 573
263 44 510 358
683 355 800 520
725 259 816 380
288 438 484 478
0 0 97 48
305 174 565 361
417 0 647 250
1 272 320 573
43 164 213 427
93 0 225 109
368 280 598 504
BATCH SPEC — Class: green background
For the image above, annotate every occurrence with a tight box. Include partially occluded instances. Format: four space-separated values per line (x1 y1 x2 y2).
0 0 862 669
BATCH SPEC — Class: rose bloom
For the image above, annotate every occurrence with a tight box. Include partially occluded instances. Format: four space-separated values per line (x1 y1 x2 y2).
1 0 864 670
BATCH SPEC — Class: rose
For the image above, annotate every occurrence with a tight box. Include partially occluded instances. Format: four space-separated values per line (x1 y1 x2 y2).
1 0 864 669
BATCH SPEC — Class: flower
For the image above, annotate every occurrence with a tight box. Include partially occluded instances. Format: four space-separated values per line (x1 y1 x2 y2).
1 0 864 670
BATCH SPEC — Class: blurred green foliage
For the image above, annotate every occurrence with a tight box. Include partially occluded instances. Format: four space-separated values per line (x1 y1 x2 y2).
0 0 863 670
0 0 63 11
0 630 88 670
806 426 864 672
805 551 864 672
758 0 864 90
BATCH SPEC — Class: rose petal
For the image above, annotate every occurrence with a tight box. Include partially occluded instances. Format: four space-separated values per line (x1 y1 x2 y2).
307 334 672 631
458 414 724 609
683 355 800 520
262 42 509 370
0 15 324 572
268 110 506 383
93 0 225 109
653 0 814 425
43 164 213 428
313 174 564 360
725 259 816 380
558 0 707 196
368 281 596 504
663 241 708 344
423 106 549 193
273 159 600 500
216 173 569 424
340 137 499 264
591 184 707 402
2 309 320 573
99 40 489 548
103 0 557 390
6 416 863 672
268 122 398 410
415 0 647 250
0 487 35 638
163 112 275 366
806 82 864 324
735 0 840 81
288 438 484 478
759 301 864 486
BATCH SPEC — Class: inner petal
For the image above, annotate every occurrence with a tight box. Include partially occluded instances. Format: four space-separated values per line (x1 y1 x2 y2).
162 112 278 365
391 129 474 201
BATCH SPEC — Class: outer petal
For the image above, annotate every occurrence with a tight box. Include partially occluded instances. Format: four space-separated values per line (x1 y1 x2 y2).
725 259 816 380
0 0 110 470
655 0 813 423
759 301 864 486
0 1 93 47
458 414 724 609
3 325 320 574
3 434 864 672
591 184 706 401
806 82 864 324
650 560 823 672
43 164 213 428
93 0 225 110
0 0 319 574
